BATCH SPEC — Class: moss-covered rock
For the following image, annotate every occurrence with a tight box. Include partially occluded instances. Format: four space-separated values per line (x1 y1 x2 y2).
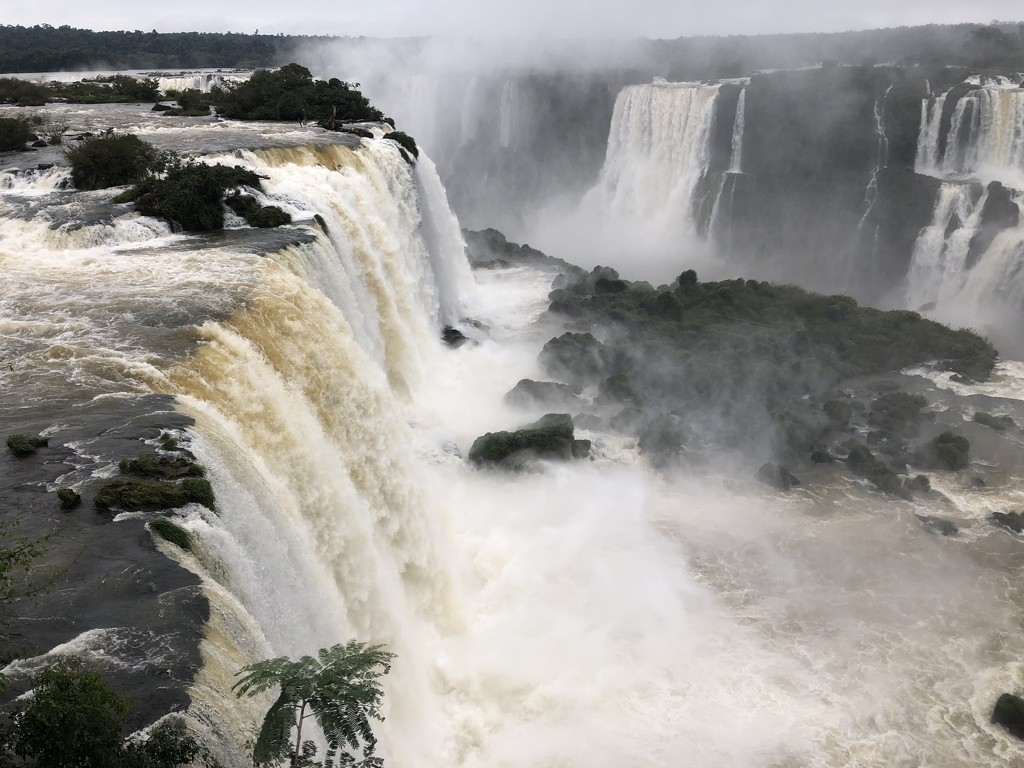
95 477 214 512
468 413 582 469
756 462 801 490
224 192 291 228
539 332 606 386
148 517 194 552
385 130 418 160
57 487 82 511
119 452 204 479
844 443 906 497
6 433 48 458
917 431 970 470
916 514 958 536
988 511 1024 533
974 411 1015 431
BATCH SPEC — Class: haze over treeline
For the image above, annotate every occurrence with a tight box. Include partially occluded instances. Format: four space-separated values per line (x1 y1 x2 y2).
1 22 1023 75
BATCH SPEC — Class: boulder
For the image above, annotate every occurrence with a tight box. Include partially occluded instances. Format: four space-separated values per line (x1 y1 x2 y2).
504 379 582 410
916 431 970 471
989 511 1024 534
992 693 1024 740
468 413 583 469
5 433 48 458
757 462 801 491
915 514 958 536
974 411 1015 431
441 326 471 348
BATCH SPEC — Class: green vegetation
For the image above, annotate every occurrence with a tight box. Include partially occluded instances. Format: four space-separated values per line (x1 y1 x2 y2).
214 63 384 123
5 433 47 458
95 476 214 512
148 518 193 552
385 131 418 160
119 451 205 479
225 192 292 228
0 657 211 766
0 116 33 151
845 443 905 496
233 641 395 768
65 131 158 190
56 487 82 511
163 88 212 116
116 158 263 232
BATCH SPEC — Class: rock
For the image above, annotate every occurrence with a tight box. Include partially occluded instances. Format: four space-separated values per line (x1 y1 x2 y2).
441 326 472 348
151 103 173 112
916 514 958 536
119 451 204 479
843 443 907 497
539 332 606 386
94 477 214 512
907 474 931 493
973 411 1015 431
572 439 591 459
757 462 801 491
573 413 603 430
809 446 835 463
504 379 582 410
916 431 970 471
342 127 374 139
992 693 1024 740
5 433 48 458
968 182 1019 269
30 139 46 148
972 476 987 488
468 413 582 469
823 399 853 428
597 374 636 405
57 487 82 511
989 511 1024 533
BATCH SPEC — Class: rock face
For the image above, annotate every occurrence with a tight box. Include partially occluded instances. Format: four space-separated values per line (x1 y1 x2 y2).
469 413 590 469
967 181 1020 269
992 693 1024 739
504 379 583 410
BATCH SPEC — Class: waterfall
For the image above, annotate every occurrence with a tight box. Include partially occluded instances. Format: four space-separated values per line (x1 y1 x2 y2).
916 85 1024 183
157 73 248 95
531 81 720 280
728 88 746 174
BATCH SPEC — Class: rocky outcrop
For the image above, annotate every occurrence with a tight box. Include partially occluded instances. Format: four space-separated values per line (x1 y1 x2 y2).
468 413 590 469
757 462 801 491
992 693 1024 739
504 379 583 410
967 181 1020 269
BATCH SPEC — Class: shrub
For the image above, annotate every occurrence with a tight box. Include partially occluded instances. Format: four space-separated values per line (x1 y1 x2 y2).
94 476 214 512
65 131 158 189
920 431 971 470
117 159 261 231
119 451 204 478
0 116 33 151
148 517 193 552
224 192 291 228
5 433 47 458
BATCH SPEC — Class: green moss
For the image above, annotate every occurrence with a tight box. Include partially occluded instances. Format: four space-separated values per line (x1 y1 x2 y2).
159 432 179 451
56 487 82 511
6 433 48 458
148 517 193 552
95 476 214 512
119 451 204 479
469 414 577 467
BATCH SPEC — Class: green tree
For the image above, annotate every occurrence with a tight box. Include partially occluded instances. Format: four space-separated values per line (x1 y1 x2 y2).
1 657 211 767
233 641 395 768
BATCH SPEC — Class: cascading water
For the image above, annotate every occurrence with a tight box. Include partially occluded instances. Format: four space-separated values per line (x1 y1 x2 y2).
533 81 721 280
728 87 746 174
157 73 248 95
906 82 1024 341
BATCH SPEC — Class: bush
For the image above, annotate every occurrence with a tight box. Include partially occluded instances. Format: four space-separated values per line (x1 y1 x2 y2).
224 192 291 228
94 477 214 512
117 159 261 231
119 451 204 479
65 131 158 190
974 411 1015 431
0 116 33 151
5 433 47 458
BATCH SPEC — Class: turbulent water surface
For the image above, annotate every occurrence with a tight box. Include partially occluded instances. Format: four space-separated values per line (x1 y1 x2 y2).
2 96 1024 768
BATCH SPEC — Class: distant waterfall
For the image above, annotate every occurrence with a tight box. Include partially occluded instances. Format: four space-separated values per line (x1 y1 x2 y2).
728 88 746 174
157 73 248 94
595 82 719 221
916 86 1024 181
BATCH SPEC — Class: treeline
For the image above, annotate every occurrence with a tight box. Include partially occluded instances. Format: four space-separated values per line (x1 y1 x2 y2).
2 22 1023 77
0 25 301 72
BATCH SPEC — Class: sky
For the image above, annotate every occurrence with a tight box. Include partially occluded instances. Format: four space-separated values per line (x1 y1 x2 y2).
3 0 1023 38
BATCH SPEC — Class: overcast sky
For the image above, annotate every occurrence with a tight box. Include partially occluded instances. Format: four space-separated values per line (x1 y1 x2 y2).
3 0 1022 38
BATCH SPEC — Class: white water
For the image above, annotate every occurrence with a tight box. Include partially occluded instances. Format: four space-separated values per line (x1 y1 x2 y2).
533 82 721 282
728 88 746 174
157 73 249 95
